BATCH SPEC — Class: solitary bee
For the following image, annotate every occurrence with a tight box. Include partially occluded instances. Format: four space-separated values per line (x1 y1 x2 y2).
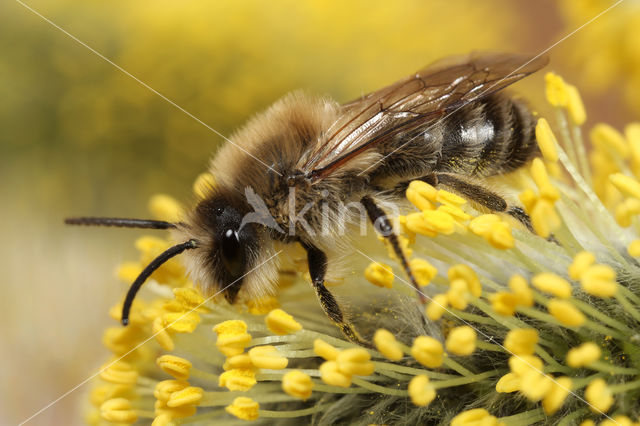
67 52 548 346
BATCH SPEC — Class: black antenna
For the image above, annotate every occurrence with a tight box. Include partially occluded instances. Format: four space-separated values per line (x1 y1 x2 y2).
121 239 198 326
65 217 176 229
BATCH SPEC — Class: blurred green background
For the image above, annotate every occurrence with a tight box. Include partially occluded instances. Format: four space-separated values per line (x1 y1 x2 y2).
1 0 638 424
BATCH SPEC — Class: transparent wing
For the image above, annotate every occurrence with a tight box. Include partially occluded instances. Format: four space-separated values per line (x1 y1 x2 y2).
302 52 548 180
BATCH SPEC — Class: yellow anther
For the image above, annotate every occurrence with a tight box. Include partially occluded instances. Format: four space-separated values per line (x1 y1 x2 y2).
445 326 477 356
319 361 352 388
585 378 614 414
627 123 640 172
154 380 189 402
421 209 456 235
489 292 518 316
486 220 514 249
265 308 303 335
100 361 138 386
218 369 257 391
628 240 640 257
248 345 289 370
247 295 280 315
100 398 138 424
282 371 313 401
406 180 436 211
193 172 216 199
531 272 572 298
436 189 466 206
448 264 481 297
314 339 339 361
531 158 560 201
495 373 519 393
172 287 206 311
610 173 640 200
591 123 629 158
425 294 449 321
408 375 436 407
167 386 203 408
530 198 561 238
579 421 595 426
600 416 633 426
374 329 403 361
213 320 252 356
438 204 471 222
117 262 143 285
547 299 585 327
580 264 617 297
469 214 501 237
149 194 184 222
568 251 596 280
566 342 601 367
156 355 192 380
542 376 572 415
504 329 538 356
519 189 538 212
102 326 145 356
409 258 438 287
364 262 394 288
519 371 552 402
90 384 133 407
405 212 438 237
223 354 253 371
225 397 259 421
508 355 543 376
447 279 469 310
451 408 501 426
152 317 175 351
151 413 172 426
337 348 375 376
545 72 568 107
508 275 533 307
615 198 640 227
535 118 559 162
564 84 586 125
154 403 196 420
411 335 444 368
163 311 201 334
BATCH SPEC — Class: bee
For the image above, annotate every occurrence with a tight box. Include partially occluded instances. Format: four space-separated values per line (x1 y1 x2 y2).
67 52 548 346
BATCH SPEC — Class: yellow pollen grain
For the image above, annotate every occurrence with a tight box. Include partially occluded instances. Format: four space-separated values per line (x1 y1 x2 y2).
445 326 477 356
451 408 500 426
545 72 568 107
580 264 617 297
531 273 572 298
364 262 394 288
425 293 449 321
411 335 444 368
610 173 640 200
219 369 257 391
568 251 596 280
504 329 538 356
154 380 189 402
566 84 586 125
585 378 614 414
225 397 259 421
409 258 438 287
248 345 289 370
167 386 203 408
535 118 559 162
406 181 436 211
265 308 302 335
148 194 184 223
566 342 601 367
282 370 313 401
156 355 192 380
508 355 543 377
508 275 533 307
448 264 481 297
100 398 138 424
421 210 456 235
495 372 519 393
319 360 352 388
547 299 585 327
193 172 216 199
628 240 640 257
337 348 375 376
489 292 518 316
314 339 340 361
408 375 436 407
99 361 138 386
542 376 572 415
447 279 469 310
373 329 404 361
591 123 629 158
531 158 560 201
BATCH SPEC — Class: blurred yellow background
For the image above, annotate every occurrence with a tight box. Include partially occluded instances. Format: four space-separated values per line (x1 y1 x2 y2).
1 0 637 424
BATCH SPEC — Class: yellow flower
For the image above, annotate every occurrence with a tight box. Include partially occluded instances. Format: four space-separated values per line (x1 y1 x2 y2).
408 375 436 407
445 326 477 356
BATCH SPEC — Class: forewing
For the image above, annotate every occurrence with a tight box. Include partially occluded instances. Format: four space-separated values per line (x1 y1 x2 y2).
302 52 548 180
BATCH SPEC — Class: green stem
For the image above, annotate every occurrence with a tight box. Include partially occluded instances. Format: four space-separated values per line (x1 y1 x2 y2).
573 298 634 334
590 360 639 376
260 403 332 418
372 361 458 380
443 356 475 377
431 370 498 390
616 292 640 324
610 378 640 394
351 377 408 396
475 340 505 352
557 407 589 426
572 374 603 389
500 408 546 426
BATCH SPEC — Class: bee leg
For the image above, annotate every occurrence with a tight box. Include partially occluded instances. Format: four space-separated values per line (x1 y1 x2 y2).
303 243 371 347
434 173 534 232
361 196 427 304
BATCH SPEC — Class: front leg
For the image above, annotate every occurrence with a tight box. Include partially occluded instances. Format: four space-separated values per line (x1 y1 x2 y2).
303 243 370 347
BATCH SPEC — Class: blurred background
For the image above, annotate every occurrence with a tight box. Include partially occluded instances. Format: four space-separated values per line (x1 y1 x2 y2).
1 0 638 424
